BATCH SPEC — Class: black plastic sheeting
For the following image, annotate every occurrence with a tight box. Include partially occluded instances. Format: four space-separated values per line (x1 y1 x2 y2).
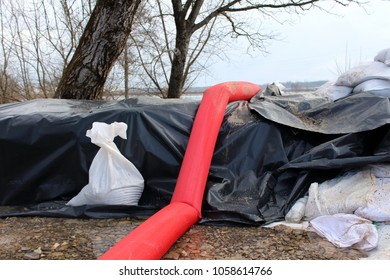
1 92 390 225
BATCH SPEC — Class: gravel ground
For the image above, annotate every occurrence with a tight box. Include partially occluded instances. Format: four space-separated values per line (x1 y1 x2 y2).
0 217 368 260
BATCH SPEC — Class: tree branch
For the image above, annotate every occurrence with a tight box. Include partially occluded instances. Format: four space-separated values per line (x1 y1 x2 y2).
193 0 361 32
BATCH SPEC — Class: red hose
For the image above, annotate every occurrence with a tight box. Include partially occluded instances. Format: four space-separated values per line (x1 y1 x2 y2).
98 81 260 260
98 202 198 260
171 81 261 216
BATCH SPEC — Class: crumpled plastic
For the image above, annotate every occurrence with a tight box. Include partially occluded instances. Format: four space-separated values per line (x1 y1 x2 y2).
310 213 378 251
66 122 144 206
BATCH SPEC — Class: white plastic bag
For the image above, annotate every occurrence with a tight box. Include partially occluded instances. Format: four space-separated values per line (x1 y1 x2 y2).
66 122 144 206
310 213 378 251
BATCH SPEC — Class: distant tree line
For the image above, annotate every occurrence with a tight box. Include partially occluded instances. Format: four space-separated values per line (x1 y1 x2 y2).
281 80 328 91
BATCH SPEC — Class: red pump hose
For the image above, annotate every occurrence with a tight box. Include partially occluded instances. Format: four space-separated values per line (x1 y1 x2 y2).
99 81 260 260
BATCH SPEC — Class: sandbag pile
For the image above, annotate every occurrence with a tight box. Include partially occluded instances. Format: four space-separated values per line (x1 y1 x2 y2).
316 48 390 101
285 164 390 251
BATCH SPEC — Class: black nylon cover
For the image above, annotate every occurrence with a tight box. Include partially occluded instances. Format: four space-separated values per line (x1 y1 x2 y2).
1 92 390 225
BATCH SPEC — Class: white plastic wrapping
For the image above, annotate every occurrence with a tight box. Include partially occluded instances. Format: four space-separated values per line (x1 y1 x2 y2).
310 213 378 251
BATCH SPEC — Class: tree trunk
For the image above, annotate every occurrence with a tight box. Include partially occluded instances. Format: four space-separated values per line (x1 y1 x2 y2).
166 24 191 99
124 41 129 99
55 0 141 100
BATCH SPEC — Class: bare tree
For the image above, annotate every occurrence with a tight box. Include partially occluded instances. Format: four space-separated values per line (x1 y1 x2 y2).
0 0 94 103
164 0 362 98
41 0 94 82
0 1 14 103
55 0 141 99
126 0 229 98
127 1 172 97
0 0 363 101
113 2 154 99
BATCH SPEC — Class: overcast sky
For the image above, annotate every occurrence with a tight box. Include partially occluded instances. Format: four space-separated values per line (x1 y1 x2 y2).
196 0 390 87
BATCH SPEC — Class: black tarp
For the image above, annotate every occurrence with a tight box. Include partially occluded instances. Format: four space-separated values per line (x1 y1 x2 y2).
0 92 390 225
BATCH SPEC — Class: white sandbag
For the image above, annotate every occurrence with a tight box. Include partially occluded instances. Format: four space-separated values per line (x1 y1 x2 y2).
310 213 378 251
264 81 286 96
374 48 390 66
314 80 352 101
355 165 390 222
355 187 390 222
305 164 390 222
352 79 390 95
285 196 308 223
304 168 375 220
371 163 390 181
335 61 390 88
66 122 144 206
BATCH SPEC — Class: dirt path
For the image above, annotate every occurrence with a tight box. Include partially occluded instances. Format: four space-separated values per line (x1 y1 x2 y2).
0 217 367 260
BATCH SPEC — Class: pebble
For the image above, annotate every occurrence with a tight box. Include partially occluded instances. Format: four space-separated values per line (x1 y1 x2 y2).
20 246 30 252
24 252 40 260
51 243 60 250
34 247 42 254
